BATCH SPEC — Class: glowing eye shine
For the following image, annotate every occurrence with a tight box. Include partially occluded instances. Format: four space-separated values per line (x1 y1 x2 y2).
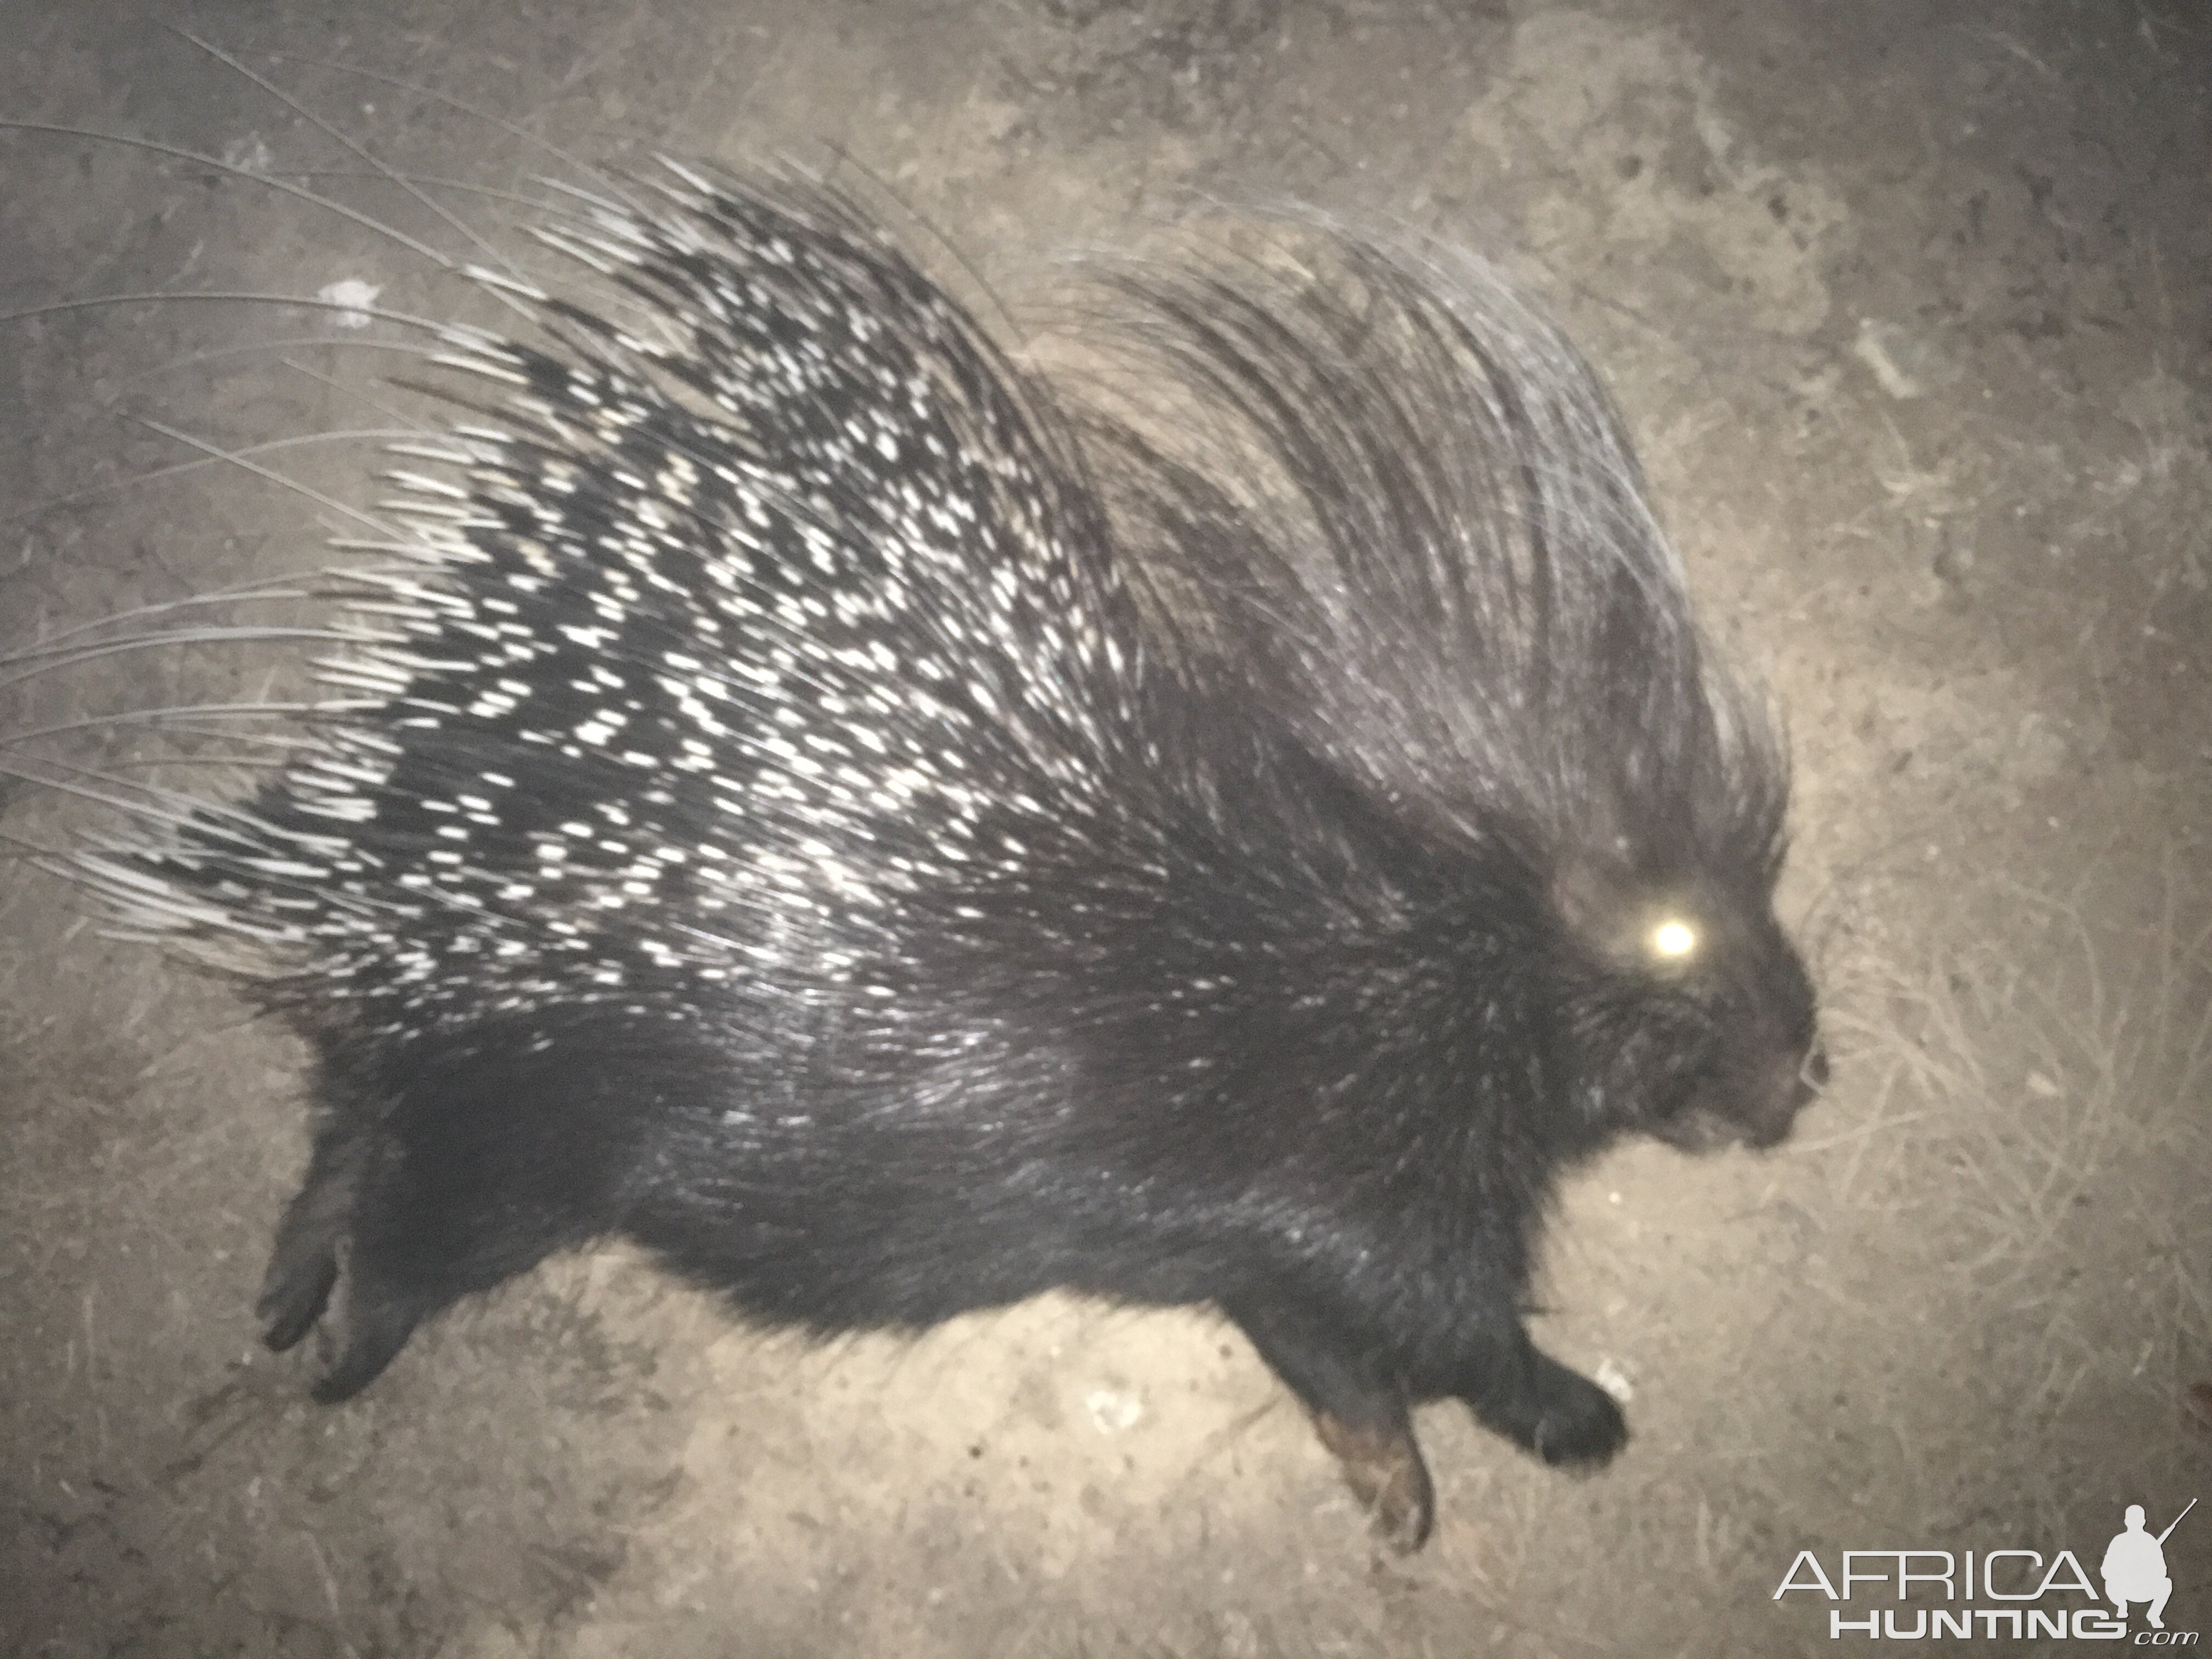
1651 919 1698 959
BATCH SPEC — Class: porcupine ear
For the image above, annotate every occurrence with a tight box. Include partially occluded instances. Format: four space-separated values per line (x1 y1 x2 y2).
1069 220 1788 894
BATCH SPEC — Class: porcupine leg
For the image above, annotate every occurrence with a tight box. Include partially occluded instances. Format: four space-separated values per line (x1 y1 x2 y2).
256 1118 364 1353
1441 1317 1627 1470
258 1108 443 1403
256 1136 439 1401
1229 1302 1435 1552
247 1058 442 1398
287 1026 661 1400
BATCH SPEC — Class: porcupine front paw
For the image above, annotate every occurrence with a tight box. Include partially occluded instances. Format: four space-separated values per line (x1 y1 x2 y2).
1456 1325 1628 1470
1521 1354 1627 1469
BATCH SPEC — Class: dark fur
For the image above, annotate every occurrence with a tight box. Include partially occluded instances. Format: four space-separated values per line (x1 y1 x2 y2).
73 171 1822 1548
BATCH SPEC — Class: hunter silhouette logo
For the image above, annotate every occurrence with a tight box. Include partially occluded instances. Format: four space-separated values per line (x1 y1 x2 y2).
1774 1497 2200 1640
2105 1500 2193 1632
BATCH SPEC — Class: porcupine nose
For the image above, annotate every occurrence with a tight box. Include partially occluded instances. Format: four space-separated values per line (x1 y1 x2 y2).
1738 1036 1827 1149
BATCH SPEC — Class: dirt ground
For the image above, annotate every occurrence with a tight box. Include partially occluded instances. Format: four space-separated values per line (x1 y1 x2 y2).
3 2 2209 1654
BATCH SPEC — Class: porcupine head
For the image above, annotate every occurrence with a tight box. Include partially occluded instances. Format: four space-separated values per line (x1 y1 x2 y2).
1083 225 1825 1159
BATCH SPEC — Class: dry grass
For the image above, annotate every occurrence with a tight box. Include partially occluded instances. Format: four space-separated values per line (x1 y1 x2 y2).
1808 861 2212 1424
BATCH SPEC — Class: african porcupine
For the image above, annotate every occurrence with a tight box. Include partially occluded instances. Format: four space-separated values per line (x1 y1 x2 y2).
33 165 1821 1551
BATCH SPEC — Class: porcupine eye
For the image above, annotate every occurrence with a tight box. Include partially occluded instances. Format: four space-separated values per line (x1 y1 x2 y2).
1572 888 1709 981
1646 917 1699 964
1548 877 1734 1130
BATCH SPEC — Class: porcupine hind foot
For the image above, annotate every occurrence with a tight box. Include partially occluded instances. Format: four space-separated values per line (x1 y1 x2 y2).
255 1122 364 1355
1231 1301 1436 1553
263 1022 679 1398
1308 1410 1437 1555
253 1121 436 1402
255 1203 341 1357
303 1250 436 1404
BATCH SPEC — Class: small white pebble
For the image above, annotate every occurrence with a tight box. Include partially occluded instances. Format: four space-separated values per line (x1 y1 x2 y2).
1593 1357 1634 1403
317 278 382 329
1083 1385 1143 1435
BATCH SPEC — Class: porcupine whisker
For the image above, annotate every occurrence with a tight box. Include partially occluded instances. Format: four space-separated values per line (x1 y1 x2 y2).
263 49 653 217
0 285 459 342
183 25 629 376
18 761 419 933
0 629 364 690
275 362 443 437
111 336 448 395
238 171 597 222
2 753 288 834
531 173 665 231
3 425 442 531
0 125 481 294
129 420 408 542
1 583 332 657
0 560 432 670
21 724 360 818
0 93 584 384
3 706 341 751
8 755 297 795
0 758 292 859
7 343 467 523
167 27 533 292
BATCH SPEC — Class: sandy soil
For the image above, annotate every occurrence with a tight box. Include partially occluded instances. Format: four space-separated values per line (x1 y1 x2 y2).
3 2 2208 1654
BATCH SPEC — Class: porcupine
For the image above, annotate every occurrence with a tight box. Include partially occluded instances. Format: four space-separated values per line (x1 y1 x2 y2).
35 163 1823 1551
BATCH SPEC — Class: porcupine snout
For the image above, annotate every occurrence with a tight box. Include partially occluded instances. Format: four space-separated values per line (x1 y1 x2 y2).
1645 909 1825 1153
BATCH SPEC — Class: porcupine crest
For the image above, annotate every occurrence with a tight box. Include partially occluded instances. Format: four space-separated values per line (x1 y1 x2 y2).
1078 231 1789 910
67 166 1142 1031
